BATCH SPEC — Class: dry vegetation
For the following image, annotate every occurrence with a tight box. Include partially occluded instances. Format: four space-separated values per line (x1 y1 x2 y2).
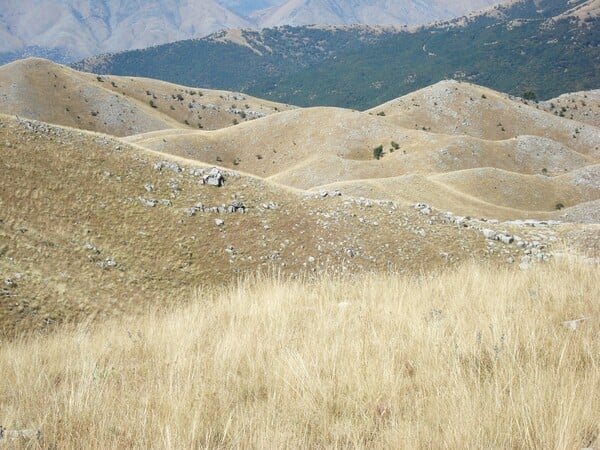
540 89 600 128
0 58 293 136
128 80 600 220
1 58 599 448
1 258 598 448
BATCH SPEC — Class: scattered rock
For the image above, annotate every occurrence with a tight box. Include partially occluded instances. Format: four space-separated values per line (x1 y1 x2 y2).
215 219 225 226
482 229 497 240
415 203 432 215
0 426 41 443
497 234 514 244
261 202 278 210
153 161 182 173
139 197 158 207
204 167 224 187
144 183 154 192
98 257 118 269
562 317 589 330
229 200 246 213
84 243 100 254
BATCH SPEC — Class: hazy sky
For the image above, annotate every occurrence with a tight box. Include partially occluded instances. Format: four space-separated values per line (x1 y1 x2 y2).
218 0 283 15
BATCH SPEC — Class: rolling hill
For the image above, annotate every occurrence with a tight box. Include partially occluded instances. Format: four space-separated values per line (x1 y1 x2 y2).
0 58 293 136
1 59 599 336
1 112 552 336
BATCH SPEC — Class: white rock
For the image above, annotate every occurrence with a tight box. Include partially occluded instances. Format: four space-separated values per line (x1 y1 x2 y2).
519 262 530 271
497 234 514 244
562 317 589 330
482 228 497 240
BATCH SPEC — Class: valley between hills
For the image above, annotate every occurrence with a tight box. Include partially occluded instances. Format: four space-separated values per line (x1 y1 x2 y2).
0 57 598 336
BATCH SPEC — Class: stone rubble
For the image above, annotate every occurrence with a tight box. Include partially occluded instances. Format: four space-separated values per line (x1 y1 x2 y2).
183 200 246 216
414 203 560 267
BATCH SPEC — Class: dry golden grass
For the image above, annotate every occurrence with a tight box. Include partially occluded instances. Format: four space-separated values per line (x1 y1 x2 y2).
2 258 598 448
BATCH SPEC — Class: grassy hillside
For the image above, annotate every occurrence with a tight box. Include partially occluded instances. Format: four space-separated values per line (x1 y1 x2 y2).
74 0 600 109
1 259 598 447
7 112 556 336
0 58 294 137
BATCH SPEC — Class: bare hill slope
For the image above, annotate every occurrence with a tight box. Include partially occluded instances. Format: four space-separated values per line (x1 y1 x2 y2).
124 82 600 220
0 58 293 136
540 89 600 128
368 81 600 160
6 113 579 334
1 63 600 335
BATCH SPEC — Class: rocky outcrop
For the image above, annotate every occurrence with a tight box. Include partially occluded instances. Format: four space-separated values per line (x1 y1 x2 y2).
203 167 225 187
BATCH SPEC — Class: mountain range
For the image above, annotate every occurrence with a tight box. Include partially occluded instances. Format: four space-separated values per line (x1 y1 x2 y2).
0 0 500 63
74 0 600 109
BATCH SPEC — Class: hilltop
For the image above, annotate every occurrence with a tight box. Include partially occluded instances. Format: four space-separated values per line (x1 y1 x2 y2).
126 80 600 220
0 58 293 136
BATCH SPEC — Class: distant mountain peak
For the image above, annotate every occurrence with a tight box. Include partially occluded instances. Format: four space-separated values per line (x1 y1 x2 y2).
1 0 504 64
0 0 252 62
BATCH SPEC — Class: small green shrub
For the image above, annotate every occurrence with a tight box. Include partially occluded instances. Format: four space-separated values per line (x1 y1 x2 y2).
373 145 384 160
